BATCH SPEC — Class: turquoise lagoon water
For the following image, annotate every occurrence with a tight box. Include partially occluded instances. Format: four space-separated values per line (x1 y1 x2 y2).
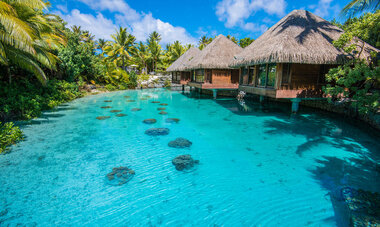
0 89 379 226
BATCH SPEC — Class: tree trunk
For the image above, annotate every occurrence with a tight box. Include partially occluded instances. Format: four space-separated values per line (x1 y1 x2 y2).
7 66 11 98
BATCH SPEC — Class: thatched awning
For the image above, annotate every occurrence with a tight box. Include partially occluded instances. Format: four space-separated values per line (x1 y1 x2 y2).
186 34 243 70
166 47 201 72
231 10 379 67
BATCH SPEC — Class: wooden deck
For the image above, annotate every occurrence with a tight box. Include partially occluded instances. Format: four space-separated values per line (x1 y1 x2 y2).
239 85 324 99
188 82 239 90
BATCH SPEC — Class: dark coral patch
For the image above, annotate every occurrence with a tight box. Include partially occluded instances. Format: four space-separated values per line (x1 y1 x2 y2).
106 166 135 186
116 114 127 117
159 111 168 115
96 116 111 120
124 96 131 98
151 101 160 103
159 103 168 106
172 155 199 171
101 106 112 109
166 118 180 123
143 119 157 124
168 138 192 148
140 98 147 100
104 100 112 102
126 100 135 102
157 107 166 110
145 128 170 136
131 108 142 111
110 110 122 113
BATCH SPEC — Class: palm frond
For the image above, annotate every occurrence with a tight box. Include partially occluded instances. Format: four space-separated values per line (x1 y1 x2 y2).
7 48 47 85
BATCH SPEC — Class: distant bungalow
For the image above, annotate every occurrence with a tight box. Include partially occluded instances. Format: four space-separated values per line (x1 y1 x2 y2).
167 47 200 86
185 35 243 98
231 10 378 111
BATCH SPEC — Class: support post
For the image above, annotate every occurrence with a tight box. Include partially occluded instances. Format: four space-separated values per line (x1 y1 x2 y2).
259 95 264 103
182 84 185 91
291 98 301 113
213 89 217 99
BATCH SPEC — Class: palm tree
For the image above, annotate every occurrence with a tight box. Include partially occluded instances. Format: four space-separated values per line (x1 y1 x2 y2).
97 39 107 57
104 27 136 70
239 37 254 48
0 0 66 85
341 0 380 17
133 42 150 73
227 35 238 44
169 41 186 62
71 25 82 34
147 31 162 72
198 36 213 50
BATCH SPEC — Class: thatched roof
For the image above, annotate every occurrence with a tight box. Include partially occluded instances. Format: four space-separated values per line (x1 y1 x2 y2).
166 47 201 72
186 34 243 70
232 10 378 67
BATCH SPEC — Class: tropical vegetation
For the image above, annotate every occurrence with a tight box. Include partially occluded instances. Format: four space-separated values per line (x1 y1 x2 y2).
0 0 379 152
324 10 379 114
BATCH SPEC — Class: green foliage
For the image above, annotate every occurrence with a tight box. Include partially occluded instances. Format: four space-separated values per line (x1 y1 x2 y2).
324 62 380 114
0 121 24 154
198 36 213 50
333 10 380 55
58 28 105 82
0 79 83 121
129 71 138 88
341 0 380 17
164 79 171 88
239 37 255 48
324 11 380 114
0 0 66 85
227 35 238 44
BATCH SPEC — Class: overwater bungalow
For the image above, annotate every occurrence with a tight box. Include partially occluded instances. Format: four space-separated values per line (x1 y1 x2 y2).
167 47 201 86
186 34 243 98
231 10 378 111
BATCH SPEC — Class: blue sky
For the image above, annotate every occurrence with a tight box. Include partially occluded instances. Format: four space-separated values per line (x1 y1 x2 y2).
51 0 348 45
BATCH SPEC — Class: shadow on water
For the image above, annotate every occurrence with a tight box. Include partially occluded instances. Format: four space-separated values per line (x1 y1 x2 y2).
310 155 380 226
180 90 215 100
40 113 65 118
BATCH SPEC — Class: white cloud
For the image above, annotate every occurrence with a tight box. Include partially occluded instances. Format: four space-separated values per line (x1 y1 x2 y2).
59 9 117 40
58 0 197 45
128 13 197 45
196 27 218 37
56 4 68 13
241 22 268 33
309 0 340 18
215 0 286 31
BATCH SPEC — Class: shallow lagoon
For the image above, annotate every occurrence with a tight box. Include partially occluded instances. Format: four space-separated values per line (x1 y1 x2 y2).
0 89 379 226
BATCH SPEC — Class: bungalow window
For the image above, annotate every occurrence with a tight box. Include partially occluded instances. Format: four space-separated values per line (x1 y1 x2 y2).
282 63 291 85
257 65 267 87
241 67 248 85
248 66 255 85
195 69 204 83
205 70 212 83
267 64 276 87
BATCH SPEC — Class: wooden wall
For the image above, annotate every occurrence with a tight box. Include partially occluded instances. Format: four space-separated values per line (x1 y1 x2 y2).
287 64 321 89
231 69 240 84
212 69 231 84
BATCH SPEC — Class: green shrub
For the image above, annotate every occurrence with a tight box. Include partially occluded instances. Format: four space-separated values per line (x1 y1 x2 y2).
128 71 138 88
0 122 24 153
164 79 171 88
0 79 84 121
104 84 118 91
324 62 380 114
